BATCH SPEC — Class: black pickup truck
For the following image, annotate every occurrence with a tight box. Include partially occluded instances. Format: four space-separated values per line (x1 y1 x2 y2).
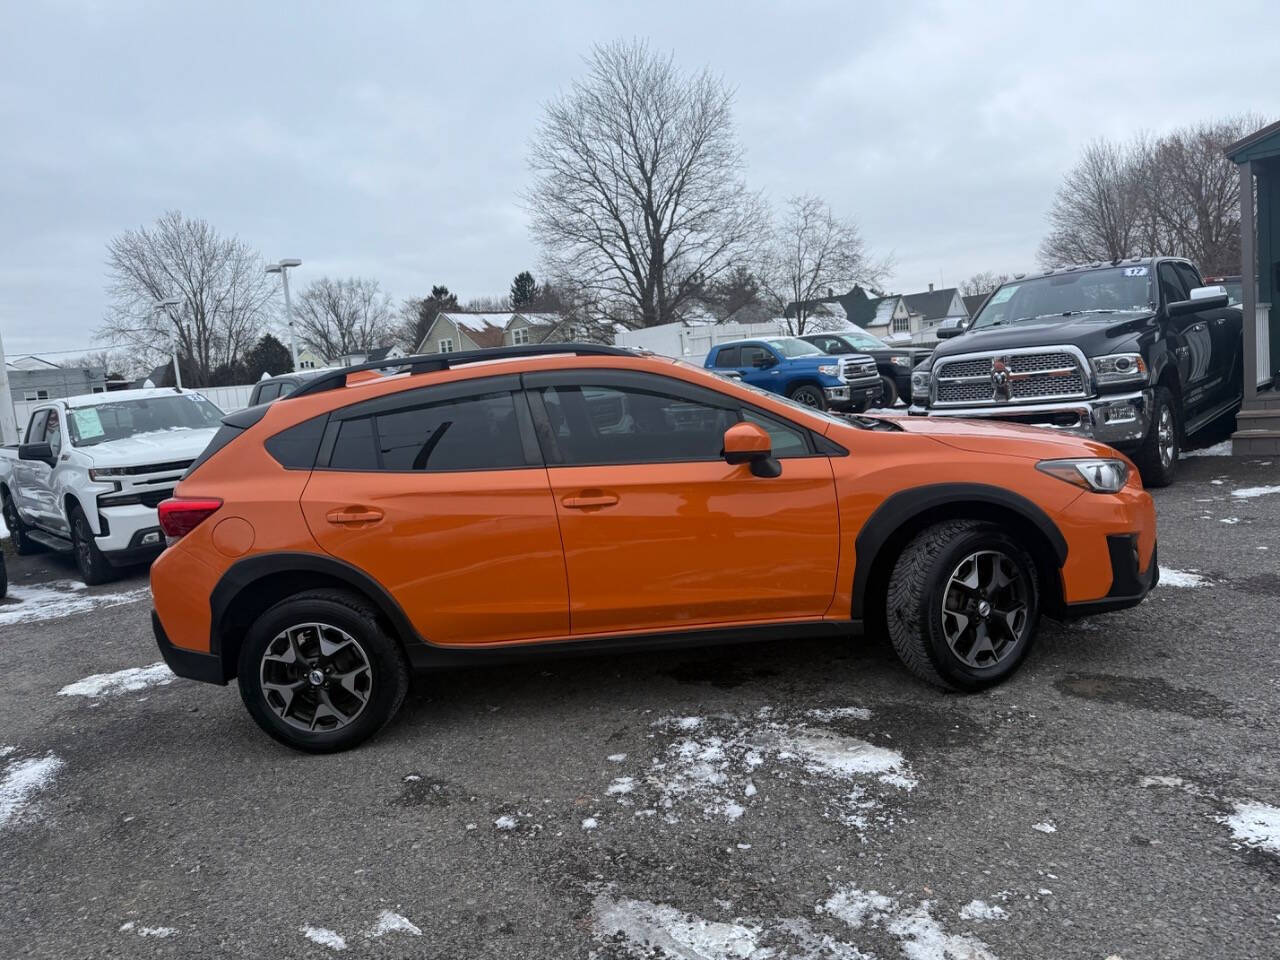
907 257 1243 486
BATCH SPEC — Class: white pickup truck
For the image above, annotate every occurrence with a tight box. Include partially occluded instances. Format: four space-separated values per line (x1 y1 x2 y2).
0 387 224 584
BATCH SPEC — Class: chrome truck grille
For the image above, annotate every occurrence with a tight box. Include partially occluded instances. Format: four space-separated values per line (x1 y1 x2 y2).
839 356 878 381
932 347 1089 406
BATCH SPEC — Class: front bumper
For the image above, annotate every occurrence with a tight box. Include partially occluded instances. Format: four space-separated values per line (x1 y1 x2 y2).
825 378 883 409
908 388 1152 446
1060 536 1159 618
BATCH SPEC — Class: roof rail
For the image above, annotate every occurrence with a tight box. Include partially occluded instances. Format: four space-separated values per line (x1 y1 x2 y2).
287 342 638 399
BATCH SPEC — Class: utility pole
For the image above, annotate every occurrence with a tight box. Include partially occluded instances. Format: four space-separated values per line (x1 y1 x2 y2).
0 323 18 443
266 259 302 369
155 297 183 390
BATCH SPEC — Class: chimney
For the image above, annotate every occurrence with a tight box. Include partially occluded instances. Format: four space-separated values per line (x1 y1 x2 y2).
928 282 934 293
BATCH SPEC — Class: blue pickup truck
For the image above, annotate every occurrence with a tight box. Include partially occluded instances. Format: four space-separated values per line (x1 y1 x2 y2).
704 337 883 411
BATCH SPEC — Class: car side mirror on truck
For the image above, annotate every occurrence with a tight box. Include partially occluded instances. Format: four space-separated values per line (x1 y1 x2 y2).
722 422 781 478
1168 286 1229 316
17 441 55 467
935 317 967 340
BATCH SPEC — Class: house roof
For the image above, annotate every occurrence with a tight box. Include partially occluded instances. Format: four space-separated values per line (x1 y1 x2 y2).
515 312 562 328
902 287 962 321
365 346 401 362
7 355 60 371
436 312 506 347
1225 118 1280 164
962 294 989 318
871 299 898 326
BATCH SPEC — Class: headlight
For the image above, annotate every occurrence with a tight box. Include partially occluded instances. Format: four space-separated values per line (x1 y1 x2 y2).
1090 352 1147 385
1036 458 1130 493
910 369 931 400
889 355 913 368
89 467 128 480
817 364 840 378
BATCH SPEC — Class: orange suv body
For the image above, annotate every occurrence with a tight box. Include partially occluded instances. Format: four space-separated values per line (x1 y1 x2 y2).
151 345 1157 751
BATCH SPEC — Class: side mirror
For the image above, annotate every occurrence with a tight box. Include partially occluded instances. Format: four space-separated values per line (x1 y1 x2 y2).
18 441 55 467
722 422 781 478
935 318 966 339
1169 286 1230 315
752 354 777 369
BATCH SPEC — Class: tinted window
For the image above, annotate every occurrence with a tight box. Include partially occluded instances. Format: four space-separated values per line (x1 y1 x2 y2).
25 410 48 444
330 417 378 470
535 384 736 465
740 344 771 367
255 383 281 403
1158 263 1188 305
265 414 329 470
376 392 524 471
743 409 809 458
1174 262 1203 297
278 381 298 398
713 345 741 367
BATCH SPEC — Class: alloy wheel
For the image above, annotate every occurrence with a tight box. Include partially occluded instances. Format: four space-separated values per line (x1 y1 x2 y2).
940 550 1029 668
1157 403 1177 468
259 622 373 732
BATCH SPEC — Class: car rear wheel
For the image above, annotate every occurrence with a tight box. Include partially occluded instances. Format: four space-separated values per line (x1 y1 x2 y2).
788 384 827 410
2 489 42 556
885 520 1040 691
237 589 409 753
70 505 114 585
1133 386 1179 488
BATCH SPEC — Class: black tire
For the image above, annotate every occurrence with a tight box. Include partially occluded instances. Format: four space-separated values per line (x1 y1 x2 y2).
237 589 409 753
885 520 1040 691
1133 385 1180 488
0 552 7 599
70 505 114 586
2 489 43 556
877 376 899 407
788 384 827 410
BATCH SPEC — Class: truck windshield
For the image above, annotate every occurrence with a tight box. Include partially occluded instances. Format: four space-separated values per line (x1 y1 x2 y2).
762 338 823 358
972 266 1155 329
66 395 225 446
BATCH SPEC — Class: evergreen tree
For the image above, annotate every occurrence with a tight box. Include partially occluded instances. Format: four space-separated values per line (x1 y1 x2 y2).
242 333 294 381
398 285 460 349
510 271 538 308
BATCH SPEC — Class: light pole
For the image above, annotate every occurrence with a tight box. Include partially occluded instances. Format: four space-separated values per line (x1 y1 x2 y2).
266 258 302 369
154 297 183 390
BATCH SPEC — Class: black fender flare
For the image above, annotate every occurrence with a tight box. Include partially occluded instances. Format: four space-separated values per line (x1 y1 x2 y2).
850 483 1069 620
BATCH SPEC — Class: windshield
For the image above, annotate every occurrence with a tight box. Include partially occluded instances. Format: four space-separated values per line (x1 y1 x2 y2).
66 394 225 446
972 265 1155 329
763 338 823 358
837 330 888 350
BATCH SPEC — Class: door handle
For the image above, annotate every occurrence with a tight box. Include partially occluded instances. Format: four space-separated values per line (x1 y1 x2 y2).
561 493 619 509
326 507 384 525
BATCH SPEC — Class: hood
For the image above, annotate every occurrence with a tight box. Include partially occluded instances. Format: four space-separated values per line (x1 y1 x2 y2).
929 311 1154 363
884 412 1118 461
789 352 874 367
82 426 220 468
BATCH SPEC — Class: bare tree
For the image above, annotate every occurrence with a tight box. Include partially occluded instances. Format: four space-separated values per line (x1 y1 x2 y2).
99 211 276 385
758 194 890 335
294 277 394 361
1039 140 1144 267
527 40 767 329
959 271 1012 297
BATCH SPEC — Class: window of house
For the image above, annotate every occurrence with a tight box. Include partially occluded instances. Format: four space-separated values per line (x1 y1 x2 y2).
512 327 529 345
892 315 910 334
328 392 525 472
91 386 105 393
532 382 736 465
23 389 50 401
438 338 454 353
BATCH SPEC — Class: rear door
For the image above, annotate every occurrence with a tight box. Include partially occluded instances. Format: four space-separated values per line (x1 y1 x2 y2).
11 409 49 523
524 368 840 635
300 374 570 645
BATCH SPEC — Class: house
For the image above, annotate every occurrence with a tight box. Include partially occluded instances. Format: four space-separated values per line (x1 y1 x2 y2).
296 347 326 370
416 312 511 354
333 345 406 367
502 312 565 346
962 293 990 319
900 285 969 339
7 356 106 404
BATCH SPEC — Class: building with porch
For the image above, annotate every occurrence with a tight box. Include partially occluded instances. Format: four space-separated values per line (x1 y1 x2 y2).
1227 121 1280 454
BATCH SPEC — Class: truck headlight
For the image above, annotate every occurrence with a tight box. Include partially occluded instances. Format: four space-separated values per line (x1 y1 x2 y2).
1036 458 1130 493
818 364 840 378
1090 353 1147 385
910 370 931 399
89 467 129 480
889 355 913 368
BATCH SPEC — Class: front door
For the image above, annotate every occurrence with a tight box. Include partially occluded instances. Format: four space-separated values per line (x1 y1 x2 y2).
1159 261 1216 418
300 375 569 646
524 369 840 636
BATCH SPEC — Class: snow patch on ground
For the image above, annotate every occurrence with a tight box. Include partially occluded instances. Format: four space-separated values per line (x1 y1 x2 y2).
1158 567 1208 587
823 888 895 929
494 815 518 831
301 925 346 950
119 921 177 938
822 887 1001 959
0 753 64 829
1222 801 1280 855
1182 440 1233 457
368 910 421 938
1232 485 1280 499
58 662 175 698
805 706 872 722
1031 821 1057 834
592 895 770 959
958 900 1009 922
582 817 599 831
607 709 912 830
0 581 149 628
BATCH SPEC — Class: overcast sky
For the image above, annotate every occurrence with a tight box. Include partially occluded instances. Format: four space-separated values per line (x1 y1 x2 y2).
2 0 1277 358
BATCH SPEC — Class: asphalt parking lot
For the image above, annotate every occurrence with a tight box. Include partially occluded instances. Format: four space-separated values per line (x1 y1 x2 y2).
1 451 1277 960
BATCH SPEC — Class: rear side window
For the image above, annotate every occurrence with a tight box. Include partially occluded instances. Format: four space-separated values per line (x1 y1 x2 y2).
265 414 328 470
713 345 741 367
325 392 526 472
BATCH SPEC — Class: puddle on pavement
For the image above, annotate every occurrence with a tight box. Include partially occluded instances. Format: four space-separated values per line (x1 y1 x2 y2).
1055 672 1234 720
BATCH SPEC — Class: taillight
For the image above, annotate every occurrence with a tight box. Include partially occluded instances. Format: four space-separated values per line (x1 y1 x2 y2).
157 497 223 539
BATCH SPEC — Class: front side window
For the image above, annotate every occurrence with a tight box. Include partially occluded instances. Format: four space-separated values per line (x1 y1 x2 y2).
739 344 772 367
762 338 823 358
25 410 48 443
1158 263 1188 306
328 392 525 472
533 383 737 465
438 338 454 354
742 409 809 458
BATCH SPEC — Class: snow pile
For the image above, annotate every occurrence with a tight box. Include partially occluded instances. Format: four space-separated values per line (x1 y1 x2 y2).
119 922 178 938
1158 567 1208 588
958 900 1009 922
368 910 422 938
1232 485 1280 499
58 663 174 698
301 926 346 951
0 753 64 829
1031 821 1057 834
1182 440 1233 458
494 814 519 831
592 895 771 960
1222 801 1280 855
0 581 149 628
607 707 911 830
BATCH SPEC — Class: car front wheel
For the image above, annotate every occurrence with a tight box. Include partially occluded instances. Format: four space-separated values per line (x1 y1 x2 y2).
237 589 409 753
877 375 899 407
1133 385 1179 487
885 519 1040 691
788 384 827 410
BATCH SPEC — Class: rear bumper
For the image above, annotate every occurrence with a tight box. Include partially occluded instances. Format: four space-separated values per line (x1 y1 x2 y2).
908 388 1152 445
152 608 226 686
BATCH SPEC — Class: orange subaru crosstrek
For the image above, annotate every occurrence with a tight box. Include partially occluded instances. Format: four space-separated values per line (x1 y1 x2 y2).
151 344 1158 752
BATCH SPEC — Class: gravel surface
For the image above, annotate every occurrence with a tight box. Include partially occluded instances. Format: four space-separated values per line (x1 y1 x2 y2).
0 453 1276 959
